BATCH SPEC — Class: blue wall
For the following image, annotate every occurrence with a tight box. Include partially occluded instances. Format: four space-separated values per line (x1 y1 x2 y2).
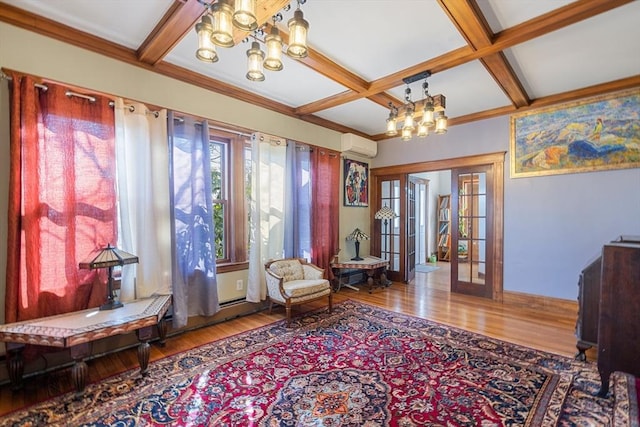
374 115 640 300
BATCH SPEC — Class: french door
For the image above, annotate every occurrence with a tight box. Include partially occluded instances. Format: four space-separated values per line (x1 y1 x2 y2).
370 152 504 300
375 175 404 282
406 177 418 283
451 166 494 298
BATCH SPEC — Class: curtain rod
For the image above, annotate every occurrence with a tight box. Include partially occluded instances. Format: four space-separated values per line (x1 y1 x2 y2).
1 72 49 91
172 116 252 138
107 101 160 117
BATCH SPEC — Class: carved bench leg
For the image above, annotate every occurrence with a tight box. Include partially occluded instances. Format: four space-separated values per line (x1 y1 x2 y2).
6 344 25 391
136 326 153 376
157 317 168 347
70 343 91 397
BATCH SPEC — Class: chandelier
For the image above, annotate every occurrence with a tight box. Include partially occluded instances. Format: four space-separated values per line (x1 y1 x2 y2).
195 0 309 82
385 71 448 141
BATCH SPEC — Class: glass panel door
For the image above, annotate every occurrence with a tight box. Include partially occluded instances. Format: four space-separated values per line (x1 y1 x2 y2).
452 165 493 298
379 178 402 278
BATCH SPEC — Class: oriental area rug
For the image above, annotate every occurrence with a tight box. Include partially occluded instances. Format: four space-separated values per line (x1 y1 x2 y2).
1 301 636 426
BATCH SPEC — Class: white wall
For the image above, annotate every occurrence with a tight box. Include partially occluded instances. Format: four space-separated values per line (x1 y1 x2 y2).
374 116 640 300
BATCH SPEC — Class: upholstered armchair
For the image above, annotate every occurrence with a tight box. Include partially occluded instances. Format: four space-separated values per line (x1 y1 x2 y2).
264 258 332 326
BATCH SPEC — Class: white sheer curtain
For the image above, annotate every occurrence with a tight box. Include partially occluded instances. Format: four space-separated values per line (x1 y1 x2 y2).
246 137 287 302
114 99 172 301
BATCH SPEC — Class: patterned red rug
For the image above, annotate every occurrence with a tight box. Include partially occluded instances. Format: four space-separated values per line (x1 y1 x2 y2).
0 301 634 426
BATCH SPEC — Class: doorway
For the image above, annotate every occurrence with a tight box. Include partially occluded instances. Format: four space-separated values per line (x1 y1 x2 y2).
370 152 505 300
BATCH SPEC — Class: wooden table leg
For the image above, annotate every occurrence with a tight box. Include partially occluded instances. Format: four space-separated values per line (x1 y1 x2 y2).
136 326 153 375
367 271 375 293
6 343 25 391
157 317 168 347
70 343 91 397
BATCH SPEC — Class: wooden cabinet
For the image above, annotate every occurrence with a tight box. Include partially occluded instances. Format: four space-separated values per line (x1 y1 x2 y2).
575 255 602 361
597 240 640 397
575 235 640 362
437 195 451 261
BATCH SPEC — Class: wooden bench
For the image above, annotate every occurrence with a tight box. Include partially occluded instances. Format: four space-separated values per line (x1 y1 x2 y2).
0 294 171 395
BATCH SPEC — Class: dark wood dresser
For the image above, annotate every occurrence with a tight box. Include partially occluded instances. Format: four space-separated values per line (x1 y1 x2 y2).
596 240 640 396
575 254 602 360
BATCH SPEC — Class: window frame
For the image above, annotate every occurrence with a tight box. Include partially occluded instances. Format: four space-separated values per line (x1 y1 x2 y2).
207 127 251 273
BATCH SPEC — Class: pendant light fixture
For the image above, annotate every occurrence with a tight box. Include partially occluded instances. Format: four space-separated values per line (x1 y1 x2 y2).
286 1 309 59
195 14 218 63
194 0 312 82
384 71 447 140
246 41 266 81
233 0 258 31
211 0 235 47
264 21 284 71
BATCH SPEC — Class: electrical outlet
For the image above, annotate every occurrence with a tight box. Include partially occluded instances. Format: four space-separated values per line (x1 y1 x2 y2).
236 279 243 291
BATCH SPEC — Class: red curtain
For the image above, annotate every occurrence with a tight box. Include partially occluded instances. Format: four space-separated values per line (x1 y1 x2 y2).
311 148 340 278
5 73 116 322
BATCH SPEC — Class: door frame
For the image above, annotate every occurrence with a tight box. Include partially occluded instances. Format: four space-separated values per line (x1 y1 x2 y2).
370 152 505 301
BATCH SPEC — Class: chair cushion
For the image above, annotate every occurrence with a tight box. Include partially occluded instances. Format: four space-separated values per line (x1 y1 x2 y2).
270 259 304 282
282 279 330 298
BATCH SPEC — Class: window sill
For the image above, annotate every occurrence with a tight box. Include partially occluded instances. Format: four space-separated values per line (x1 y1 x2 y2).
216 261 249 274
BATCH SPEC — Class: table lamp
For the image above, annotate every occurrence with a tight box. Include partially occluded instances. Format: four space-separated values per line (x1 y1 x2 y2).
79 243 139 310
375 204 398 262
346 228 369 261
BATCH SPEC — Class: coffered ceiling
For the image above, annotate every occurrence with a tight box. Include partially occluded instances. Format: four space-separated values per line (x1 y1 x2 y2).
1 0 639 141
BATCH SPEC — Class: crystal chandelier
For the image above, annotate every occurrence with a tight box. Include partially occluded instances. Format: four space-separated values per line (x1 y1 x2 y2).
385 71 447 141
195 0 309 82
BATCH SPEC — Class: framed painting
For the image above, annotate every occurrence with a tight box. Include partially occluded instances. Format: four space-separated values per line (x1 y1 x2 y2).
510 88 640 178
344 158 368 207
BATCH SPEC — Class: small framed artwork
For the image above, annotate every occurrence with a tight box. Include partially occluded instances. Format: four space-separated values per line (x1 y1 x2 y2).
510 88 640 178
344 158 368 207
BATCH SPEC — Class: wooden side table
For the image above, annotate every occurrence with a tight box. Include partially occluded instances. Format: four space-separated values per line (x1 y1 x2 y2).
331 256 390 293
0 294 172 395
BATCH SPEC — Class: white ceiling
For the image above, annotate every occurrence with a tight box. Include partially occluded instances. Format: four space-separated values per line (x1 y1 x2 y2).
4 0 640 140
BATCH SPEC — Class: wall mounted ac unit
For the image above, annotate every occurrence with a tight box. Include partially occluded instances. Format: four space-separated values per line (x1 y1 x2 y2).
341 133 378 158
251 132 286 146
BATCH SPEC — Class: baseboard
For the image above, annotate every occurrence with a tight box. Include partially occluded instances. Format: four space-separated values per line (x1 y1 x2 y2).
503 290 577 316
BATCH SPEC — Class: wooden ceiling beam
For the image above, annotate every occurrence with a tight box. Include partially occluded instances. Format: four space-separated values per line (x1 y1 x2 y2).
137 0 204 65
265 23 370 93
438 0 530 108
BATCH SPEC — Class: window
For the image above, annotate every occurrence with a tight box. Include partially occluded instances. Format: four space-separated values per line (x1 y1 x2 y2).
209 139 227 260
207 127 251 272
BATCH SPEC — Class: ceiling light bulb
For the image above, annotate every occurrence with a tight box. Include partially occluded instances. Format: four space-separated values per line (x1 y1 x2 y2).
233 0 258 31
264 26 284 71
386 116 398 136
401 127 413 141
417 122 429 138
246 41 265 81
403 107 415 132
195 15 218 63
287 8 309 59
435 112 448 134
211 0 235 47
422 99 435 127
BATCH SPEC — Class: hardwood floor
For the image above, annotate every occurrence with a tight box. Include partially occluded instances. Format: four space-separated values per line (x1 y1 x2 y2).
0 262 588 417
